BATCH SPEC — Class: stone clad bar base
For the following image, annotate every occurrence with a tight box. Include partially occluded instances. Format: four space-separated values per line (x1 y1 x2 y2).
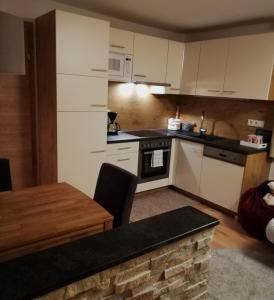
35 228 214 300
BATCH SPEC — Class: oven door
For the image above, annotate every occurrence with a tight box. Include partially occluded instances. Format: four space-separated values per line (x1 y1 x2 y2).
138 147 170 183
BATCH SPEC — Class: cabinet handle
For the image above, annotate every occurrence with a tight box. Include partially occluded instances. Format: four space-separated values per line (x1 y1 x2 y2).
91 68 107 72
117 147 131 150
90 104 107 107
207 89 221 92
170 88 180 91
134 74 146 78
222 90 236 93
117 158 130 162
110 44 126 49
90 150 106 154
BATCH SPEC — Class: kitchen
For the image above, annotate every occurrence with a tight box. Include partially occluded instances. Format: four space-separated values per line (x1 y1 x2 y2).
1 0 274 299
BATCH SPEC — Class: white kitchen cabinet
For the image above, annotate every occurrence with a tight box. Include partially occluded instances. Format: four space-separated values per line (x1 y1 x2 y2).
56 10 109 77
106 142 139 155
110 28 134 54
106 153 138 175
200 156 244 213
57 74 107 111
223 33 274 100
196 38 229 97
174 140 204 196
165 41 185 94
57 112 107 196
181 42 201 95
132 33 168 83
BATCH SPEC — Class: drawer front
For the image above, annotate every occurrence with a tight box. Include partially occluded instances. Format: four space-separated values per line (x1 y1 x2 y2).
106 153 138 175
107 142 139 155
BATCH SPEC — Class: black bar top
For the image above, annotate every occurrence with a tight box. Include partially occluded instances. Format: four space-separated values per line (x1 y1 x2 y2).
0 206 218 300
107 129 268 155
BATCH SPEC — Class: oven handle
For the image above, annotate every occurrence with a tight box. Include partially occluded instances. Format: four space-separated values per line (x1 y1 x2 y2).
143 149 170 155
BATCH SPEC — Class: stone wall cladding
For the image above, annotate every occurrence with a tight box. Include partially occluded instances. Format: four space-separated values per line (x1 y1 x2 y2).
35 228 214 300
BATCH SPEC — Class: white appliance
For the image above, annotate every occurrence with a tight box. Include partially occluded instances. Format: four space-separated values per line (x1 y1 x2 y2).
108 52 132 82
168 118 181 130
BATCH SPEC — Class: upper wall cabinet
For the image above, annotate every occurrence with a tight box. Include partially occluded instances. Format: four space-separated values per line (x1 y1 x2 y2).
110 28 134 54
132 33 168 83
181 42 201 95
196 38 229 97
223 33 274 100
165 41 184 94
56 10 109 77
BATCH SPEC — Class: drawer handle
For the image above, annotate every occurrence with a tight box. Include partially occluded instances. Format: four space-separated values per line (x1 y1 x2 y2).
90 104 107 107
90 150 106 154
117 147 131 150
117 158 130 162
222 90 236 93
110 44 126 49
170 88 180 91
134 74 146 78
219 153 227 158
208 89 221 92
91 68 107 72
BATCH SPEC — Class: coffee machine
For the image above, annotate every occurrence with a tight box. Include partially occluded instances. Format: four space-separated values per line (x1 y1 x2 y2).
107 111 121 135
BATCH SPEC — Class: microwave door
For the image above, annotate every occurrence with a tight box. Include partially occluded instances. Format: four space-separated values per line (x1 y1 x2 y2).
109 53 124 77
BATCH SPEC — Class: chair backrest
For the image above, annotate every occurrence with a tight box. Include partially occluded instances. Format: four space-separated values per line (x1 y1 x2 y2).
94 163 138 228
0 158 12 192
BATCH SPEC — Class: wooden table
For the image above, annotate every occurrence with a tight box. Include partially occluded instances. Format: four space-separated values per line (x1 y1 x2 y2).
0 183 113 262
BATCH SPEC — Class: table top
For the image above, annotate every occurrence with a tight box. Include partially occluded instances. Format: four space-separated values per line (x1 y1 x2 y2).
0 183 113 260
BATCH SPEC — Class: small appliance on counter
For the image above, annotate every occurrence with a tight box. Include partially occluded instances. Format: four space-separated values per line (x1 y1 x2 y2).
168 118 181 130
107 111 121 135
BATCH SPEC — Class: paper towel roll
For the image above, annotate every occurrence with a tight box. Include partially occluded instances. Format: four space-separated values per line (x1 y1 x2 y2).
270 130 274 158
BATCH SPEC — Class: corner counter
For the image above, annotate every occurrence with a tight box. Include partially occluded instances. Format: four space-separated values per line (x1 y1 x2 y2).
0 206 219 300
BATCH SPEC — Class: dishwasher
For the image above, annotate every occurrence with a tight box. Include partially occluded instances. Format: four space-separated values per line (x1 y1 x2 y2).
200 146 246 213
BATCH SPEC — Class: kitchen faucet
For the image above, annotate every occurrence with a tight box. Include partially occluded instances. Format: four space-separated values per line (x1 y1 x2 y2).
200 111 207 135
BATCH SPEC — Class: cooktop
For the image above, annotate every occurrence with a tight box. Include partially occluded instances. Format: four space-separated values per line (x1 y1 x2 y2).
127 130 165 138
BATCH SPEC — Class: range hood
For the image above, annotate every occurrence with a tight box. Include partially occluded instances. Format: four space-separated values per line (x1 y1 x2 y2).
0 11 25 75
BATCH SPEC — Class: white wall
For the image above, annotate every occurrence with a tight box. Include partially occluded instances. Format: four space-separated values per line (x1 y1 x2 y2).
0 0 185 41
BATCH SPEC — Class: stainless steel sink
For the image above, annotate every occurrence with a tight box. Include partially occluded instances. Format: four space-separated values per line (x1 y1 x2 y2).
176 131 223 142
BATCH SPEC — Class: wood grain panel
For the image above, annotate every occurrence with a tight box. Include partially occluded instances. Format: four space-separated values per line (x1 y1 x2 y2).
36 11 57 185
0 22 35 190
268 67 274 101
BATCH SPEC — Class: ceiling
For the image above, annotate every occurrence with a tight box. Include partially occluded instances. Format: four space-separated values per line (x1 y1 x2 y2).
55 0 274 32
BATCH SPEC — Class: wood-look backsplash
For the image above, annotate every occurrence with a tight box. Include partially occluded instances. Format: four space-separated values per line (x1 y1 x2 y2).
108 83 274 140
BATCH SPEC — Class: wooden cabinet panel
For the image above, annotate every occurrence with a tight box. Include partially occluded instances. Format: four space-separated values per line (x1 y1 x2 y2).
56 10 109 77
57 112 107 196
57 74 107 111
181 42 201 95
110 28 134 54
200 156 244 213
106 152 138 175
165 40 184 94
196 38 228 97
132 33 168 83
223 33 274 100
174 140 203 196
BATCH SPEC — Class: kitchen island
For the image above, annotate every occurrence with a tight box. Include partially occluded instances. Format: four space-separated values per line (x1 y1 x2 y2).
0 206 219 300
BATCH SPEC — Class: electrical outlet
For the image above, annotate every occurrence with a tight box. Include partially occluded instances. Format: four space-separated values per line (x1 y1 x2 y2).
247 119 265 128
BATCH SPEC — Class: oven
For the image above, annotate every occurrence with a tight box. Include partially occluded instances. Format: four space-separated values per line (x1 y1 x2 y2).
138 138 172 183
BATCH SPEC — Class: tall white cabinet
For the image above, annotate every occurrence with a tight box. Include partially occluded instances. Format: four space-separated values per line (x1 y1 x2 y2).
36 10 109 196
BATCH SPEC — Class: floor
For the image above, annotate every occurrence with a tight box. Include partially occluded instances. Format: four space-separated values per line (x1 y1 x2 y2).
131 188 272 252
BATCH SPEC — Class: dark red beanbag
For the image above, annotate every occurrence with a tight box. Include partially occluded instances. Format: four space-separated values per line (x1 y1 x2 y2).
238 181 274 240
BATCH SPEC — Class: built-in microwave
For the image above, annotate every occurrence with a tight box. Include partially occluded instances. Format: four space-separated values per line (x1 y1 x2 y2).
108 52 133 82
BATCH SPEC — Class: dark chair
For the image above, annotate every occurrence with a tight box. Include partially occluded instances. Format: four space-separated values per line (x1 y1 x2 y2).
0 158 12 192
94 163 138 228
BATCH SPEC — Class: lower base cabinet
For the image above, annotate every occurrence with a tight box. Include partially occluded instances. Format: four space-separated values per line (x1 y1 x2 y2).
200 156 244 212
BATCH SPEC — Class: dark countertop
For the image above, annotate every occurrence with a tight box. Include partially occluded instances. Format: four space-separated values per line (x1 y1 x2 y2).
0 206 218 300
107 129 268 155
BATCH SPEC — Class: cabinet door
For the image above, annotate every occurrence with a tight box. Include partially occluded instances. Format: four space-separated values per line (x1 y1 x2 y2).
166 41 184 94
57 74 107 112
110 28 134 54
106 153 138 175
56 10 109 77
196 38 228 97
132 33 168 83
181 42 201 95
57 112 107 196
200 157 244 213
174 140 203 196
223 33 274 100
